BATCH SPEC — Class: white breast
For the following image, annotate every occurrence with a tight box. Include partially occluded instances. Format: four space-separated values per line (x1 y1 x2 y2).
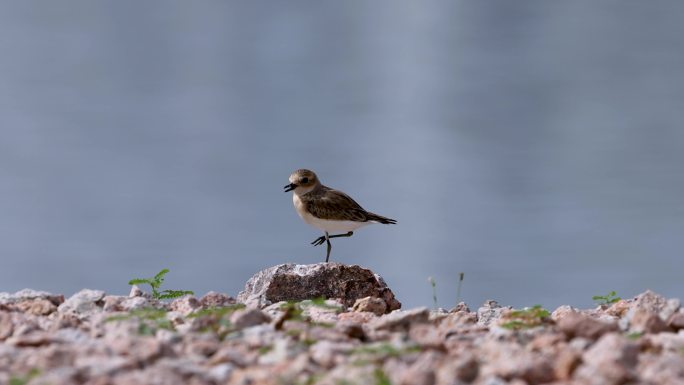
292 193 371 233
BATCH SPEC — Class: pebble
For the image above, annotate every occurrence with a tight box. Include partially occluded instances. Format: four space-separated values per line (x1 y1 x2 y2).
0 268 681 385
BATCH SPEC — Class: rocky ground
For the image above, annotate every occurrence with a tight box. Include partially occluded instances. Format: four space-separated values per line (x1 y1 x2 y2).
1 263 683 385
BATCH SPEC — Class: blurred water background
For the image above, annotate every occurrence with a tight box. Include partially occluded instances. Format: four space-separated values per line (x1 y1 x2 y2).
1 1 683 309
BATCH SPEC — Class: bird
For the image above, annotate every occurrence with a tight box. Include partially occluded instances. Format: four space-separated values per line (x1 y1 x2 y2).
284 169 396 262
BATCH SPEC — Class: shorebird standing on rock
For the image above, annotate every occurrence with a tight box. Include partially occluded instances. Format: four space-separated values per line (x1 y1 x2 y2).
284 169 397 262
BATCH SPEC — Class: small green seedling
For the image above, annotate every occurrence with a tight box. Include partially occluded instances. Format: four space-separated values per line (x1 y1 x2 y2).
306 297 344 311
278 300 306 324
187 304 246 340
187 304 245 319
258 345 273 355
456 272 465 305
626 331 643 340
351 342 423 365
128 268 194 300
592 291 621 306
501 305 550 330
293 374 323 385
373 368 392 385
9 368 41 385
428 276 438 310
275 297 340 329
105 308 173 335
352 343 422 358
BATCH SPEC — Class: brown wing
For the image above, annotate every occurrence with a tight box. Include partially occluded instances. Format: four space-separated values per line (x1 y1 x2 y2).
303 188 371 222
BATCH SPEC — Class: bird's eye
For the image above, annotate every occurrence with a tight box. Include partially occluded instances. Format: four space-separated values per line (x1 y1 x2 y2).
301 177 309 184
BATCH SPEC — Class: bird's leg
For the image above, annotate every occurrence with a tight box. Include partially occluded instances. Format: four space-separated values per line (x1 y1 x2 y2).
310 231 353 246
329 231 354 240
309 231 355 262
325 232 331 263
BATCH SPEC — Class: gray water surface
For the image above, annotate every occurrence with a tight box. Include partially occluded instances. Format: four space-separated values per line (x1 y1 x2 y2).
1 1 683 309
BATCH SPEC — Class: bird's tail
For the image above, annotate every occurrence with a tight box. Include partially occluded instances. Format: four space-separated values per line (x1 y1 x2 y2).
367 212 397 225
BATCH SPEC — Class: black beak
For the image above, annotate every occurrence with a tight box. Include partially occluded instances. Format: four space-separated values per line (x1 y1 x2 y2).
284 183 297 192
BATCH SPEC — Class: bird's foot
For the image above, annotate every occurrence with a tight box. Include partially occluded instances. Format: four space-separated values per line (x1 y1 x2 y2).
311 235 326 246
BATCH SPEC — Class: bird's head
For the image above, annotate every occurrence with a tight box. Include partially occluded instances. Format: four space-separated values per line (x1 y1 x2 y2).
284 169 319 194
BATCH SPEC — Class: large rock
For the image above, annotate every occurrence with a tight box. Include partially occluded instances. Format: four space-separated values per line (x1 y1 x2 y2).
237 263 401 312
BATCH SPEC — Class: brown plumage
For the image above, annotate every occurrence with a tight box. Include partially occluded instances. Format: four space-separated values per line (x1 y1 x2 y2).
298 185 397 224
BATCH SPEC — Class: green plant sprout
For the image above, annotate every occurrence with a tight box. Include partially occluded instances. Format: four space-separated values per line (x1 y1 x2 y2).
373 368 392 385
278 300 307 324
9 368 41 385
293 373 323 385
592 291 621 306
258 345 274 355
274 297 340 329
305 297 344 311
352 343 422 358
187 304 245 319
456 272 465 305
105 308 173 335
626 331 643 340
187 304 247 340
128 268 194 300
500 305 550 330
428 276 438 310
350 342 422 366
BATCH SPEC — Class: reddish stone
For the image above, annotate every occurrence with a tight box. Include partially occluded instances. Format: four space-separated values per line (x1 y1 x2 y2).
237 263 401 312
